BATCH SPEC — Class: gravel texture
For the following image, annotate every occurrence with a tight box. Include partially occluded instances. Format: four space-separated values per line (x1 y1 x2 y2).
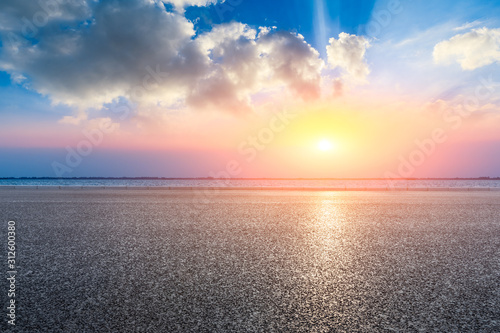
0 189 499 332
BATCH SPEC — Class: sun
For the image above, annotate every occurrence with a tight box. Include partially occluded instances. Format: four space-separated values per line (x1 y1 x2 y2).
317 139 333 151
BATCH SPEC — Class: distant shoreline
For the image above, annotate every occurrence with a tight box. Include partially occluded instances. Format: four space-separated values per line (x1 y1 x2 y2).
1 186 500 192
1 177 500 181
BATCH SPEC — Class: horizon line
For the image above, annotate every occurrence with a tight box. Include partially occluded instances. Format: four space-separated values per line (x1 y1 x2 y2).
1 177 500 180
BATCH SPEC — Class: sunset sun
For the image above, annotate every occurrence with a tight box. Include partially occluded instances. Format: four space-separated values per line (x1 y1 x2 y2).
318 139 333 152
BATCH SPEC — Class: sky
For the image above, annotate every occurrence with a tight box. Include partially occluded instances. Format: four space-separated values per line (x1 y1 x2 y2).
0 0 500 178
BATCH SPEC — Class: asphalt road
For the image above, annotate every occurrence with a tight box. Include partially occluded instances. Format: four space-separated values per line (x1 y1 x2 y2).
0 189 499 332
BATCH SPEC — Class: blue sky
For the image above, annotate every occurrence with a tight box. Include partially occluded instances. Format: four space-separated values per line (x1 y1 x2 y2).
1 0 500 177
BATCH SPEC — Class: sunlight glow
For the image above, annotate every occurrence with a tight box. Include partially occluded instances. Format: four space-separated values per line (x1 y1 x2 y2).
318 139 333 151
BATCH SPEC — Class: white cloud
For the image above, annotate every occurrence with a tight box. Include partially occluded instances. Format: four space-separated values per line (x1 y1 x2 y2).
326 33 370 81
259 30 324 99
433 27 500 70
453 21 482 32
188 24 324 112
164 0 221 8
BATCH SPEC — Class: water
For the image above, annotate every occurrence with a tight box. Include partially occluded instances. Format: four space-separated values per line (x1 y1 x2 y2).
1 178 500 188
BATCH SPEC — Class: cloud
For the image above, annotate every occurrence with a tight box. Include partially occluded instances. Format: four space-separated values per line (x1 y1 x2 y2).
0 1 357 119
258 30 324 99
163 0 221 9
188 24 324 112
326 32 370 81
1 1 324 116
0 0 208 108
0 0 92 32
433 28 500 70
187 23 259 113
453 21 482 32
